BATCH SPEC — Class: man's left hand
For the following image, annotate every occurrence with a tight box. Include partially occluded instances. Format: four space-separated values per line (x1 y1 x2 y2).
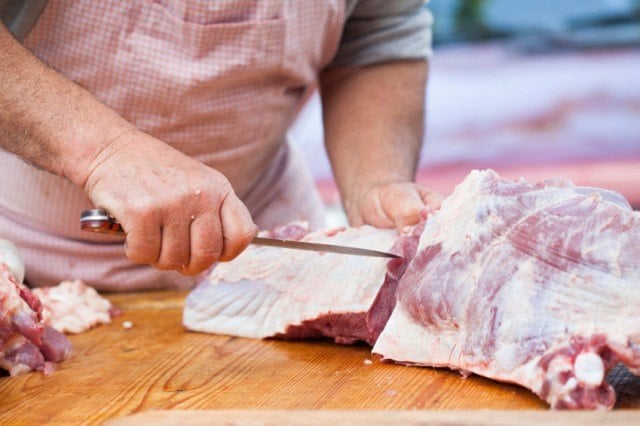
346 182 444 233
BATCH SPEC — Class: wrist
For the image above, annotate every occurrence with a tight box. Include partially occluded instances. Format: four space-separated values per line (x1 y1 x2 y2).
63 120 140 190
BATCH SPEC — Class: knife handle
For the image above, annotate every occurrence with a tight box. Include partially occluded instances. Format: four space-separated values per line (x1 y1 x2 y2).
80 209 126 236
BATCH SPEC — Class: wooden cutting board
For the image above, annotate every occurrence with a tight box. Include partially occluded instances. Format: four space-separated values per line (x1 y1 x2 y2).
0 290 638 424
106 409 640 425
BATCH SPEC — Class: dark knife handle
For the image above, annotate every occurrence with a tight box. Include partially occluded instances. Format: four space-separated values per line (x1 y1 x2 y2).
80 209 126 236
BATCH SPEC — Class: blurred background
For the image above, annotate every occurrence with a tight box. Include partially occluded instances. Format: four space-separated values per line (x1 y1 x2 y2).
291 0 640 224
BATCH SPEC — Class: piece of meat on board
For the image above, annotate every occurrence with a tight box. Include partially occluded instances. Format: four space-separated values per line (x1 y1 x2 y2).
373 169 640 410
0 241 72 376
184 225 417 345
32 279 120 335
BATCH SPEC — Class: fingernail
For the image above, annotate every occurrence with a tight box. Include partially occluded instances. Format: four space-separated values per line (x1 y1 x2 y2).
402 226 411 234
190 215 195 220
195 189 202 195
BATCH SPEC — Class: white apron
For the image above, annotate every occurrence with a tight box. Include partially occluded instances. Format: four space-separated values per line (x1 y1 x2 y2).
0 0 344 290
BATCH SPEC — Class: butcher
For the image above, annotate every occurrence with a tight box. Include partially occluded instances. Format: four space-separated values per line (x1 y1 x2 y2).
0 0 442 291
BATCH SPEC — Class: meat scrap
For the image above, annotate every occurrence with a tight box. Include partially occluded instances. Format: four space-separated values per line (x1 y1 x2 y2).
0 241 72 376
1 241 118 376
32 279 120 335
183 169 640 410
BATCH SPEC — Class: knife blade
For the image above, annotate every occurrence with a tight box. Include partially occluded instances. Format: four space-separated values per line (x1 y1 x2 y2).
80 209 401 259
250 236 400 258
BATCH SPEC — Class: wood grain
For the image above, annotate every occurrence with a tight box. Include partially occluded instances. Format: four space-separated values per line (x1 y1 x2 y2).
0 290 638 424
107 409 640 426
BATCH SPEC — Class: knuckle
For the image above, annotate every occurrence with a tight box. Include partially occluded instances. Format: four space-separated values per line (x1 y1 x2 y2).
185 253 219 275
180 267 204 276
190 239 222 264
196 173 232 197
175 251 191 267
229 226 257 249
218 241 246 262
125 249 147 264
195 250 221 265
153 253 187 270
125 241 155 264
156 249 190 271
123 205 154 225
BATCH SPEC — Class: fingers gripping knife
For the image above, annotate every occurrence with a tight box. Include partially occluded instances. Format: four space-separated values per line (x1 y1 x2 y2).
80 209 401 259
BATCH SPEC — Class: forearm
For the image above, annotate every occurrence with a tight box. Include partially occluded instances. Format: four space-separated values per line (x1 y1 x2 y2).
0 22 134 188
320 60 428 217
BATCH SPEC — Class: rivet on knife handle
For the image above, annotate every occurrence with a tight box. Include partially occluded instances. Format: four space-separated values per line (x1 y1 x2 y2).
80 209 126 236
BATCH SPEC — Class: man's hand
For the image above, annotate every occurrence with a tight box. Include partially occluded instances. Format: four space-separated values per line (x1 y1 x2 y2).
346 181 443 232
0 23 256 276
320 60 437 234
83 130 258 275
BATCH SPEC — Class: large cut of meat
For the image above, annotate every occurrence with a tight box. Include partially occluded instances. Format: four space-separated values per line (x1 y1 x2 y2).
0 240 72 376
184 224 416 345
374 170 640 409
183 170 640 410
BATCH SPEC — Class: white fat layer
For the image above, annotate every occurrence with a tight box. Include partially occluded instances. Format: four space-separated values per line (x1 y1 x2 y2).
185 226 398 337
0 266 30 316
0 239 24 284
375 169 640 409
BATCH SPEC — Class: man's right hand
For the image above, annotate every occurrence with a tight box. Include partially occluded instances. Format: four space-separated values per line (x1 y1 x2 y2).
83 129 258 276
1 22 256 275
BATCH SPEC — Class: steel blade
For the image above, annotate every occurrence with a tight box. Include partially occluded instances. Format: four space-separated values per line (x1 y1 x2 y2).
252 236 401 259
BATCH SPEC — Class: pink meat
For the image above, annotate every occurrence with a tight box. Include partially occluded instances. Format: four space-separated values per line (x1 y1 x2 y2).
183 169 640 410
184 225 412 345
265 221 312 241
374 170 640 410
0 264 72 376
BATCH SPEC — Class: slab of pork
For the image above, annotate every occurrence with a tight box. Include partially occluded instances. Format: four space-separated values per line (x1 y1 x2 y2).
374 170 640 409
184 224 416 345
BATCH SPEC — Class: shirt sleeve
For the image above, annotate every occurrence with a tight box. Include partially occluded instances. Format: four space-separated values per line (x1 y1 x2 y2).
0 0 48 40
329 0 433 68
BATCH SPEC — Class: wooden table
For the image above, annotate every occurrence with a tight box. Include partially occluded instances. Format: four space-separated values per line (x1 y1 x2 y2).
1 290 639 424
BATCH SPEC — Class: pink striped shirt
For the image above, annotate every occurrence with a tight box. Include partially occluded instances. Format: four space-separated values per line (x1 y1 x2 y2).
0 0 342 290
0 0 433 291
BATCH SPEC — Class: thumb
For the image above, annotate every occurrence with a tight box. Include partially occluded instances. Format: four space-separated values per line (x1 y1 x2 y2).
417 186 445 211
219 193 258 262
380 185 427 233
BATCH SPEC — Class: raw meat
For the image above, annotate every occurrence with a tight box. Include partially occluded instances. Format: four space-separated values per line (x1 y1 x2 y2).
32 279 119 334
0 239 25 284
183 170 640 410
184 224 416 345
374 170 640 410
0 240 72 376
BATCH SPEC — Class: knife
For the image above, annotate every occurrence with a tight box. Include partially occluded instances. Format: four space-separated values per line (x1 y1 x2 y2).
80 209 400 259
